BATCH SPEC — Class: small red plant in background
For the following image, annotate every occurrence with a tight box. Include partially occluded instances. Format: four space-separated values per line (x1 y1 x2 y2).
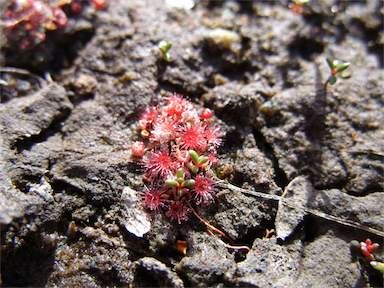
70 0 106 14
132 93 222 224
360 238 380 262
2 0 106 49
131 141 145 156
288 0 308 15
351 238 383 271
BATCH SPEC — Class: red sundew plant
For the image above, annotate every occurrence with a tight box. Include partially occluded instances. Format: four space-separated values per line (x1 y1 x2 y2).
2 0 106 49
143 148 178 179
166 198 191 224
178 123 206 151
132 93 223 224
192 174 217 205
151 119 178 144
142 186 167 213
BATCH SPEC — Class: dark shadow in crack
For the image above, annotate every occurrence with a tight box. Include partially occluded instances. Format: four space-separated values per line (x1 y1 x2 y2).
1 230 56 287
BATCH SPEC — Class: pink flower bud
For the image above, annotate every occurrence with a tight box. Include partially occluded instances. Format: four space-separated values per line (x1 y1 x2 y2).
131 141 145 156
201 108 214 120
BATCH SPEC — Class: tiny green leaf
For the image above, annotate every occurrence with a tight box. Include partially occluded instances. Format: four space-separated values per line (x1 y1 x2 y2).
158 40 172 53
187 163 200 173
326 57 335 69
329 75 337 85
189 150 199 164
199 156 209 165
166 179 179 186
370 261 384 272
177 170 184 179
292 0 309 4
163 53 171 62
182 179 195 187
335 62 350 73
332 59 343 67
191 166 199 173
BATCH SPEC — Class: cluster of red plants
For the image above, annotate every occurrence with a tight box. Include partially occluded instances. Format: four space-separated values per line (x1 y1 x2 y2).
131 94 223 224
3 0 105 49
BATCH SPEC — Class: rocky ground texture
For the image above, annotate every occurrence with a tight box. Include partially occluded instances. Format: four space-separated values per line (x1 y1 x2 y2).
1 0 383 287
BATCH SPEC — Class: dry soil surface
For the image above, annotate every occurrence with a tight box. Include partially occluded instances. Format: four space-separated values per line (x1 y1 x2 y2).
1 0 383 287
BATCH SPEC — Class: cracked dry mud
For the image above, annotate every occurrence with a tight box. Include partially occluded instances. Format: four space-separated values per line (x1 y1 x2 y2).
1 0 383 287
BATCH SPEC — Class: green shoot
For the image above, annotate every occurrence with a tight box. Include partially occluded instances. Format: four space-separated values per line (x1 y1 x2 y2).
325 57 350 87
158 40 172 62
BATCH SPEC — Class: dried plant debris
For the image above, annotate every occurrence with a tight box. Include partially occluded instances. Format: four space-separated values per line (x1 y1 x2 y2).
119 187 151 238
221 179 384 239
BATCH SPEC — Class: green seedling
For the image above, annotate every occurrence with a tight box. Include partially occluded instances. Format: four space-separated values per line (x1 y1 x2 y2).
158 40 172 62
166 170 195 196
188 150 209 173
325 58 350 87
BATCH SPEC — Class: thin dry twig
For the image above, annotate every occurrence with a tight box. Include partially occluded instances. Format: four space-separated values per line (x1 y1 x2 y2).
218 181 384 238
187 202 234 243
206 229 250 252
0 66 47 88
187 202 251 252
